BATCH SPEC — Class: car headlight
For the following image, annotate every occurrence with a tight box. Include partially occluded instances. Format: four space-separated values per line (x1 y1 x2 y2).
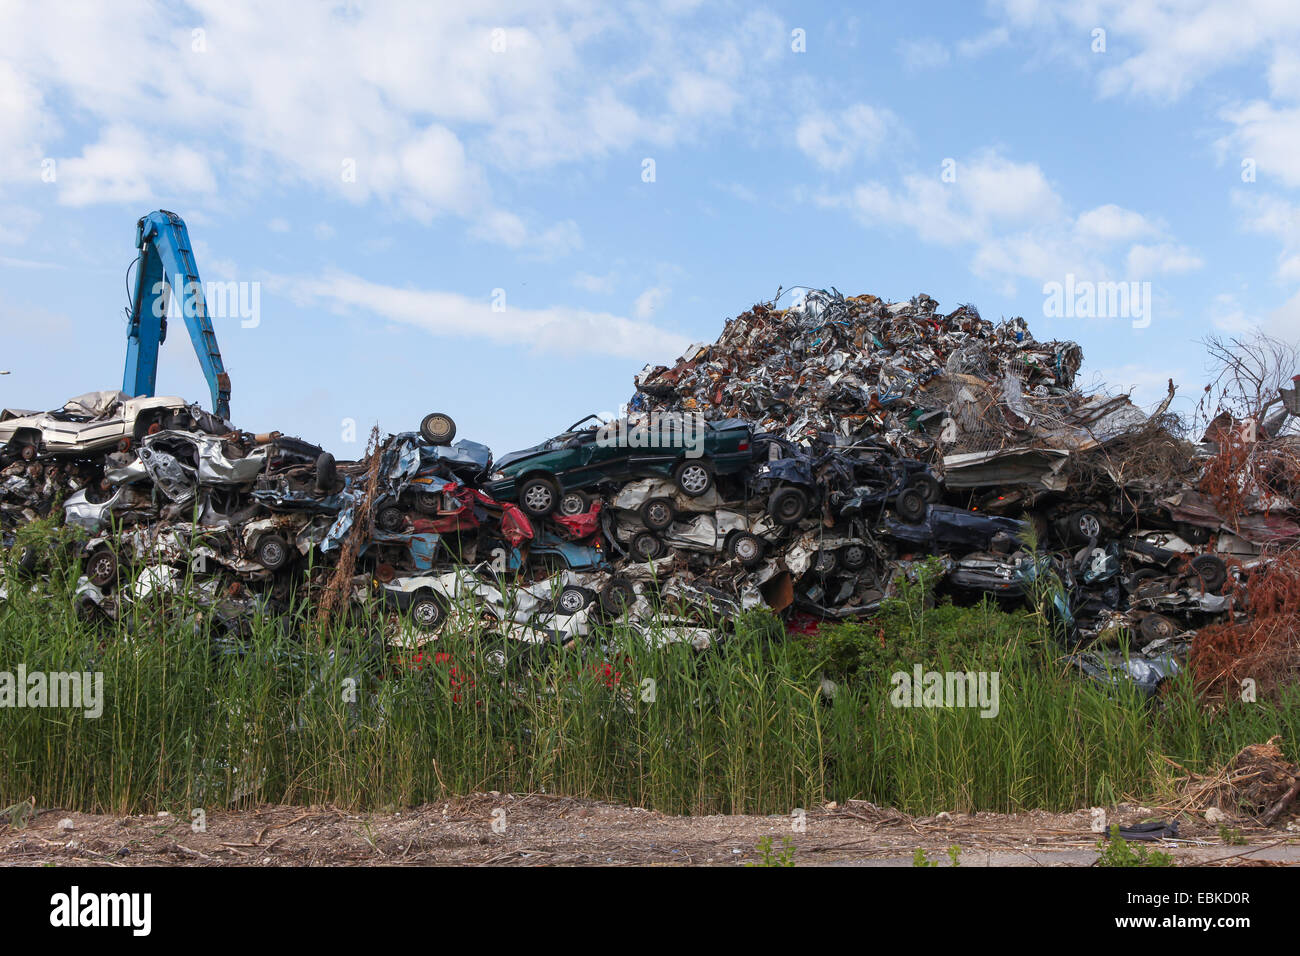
489 472 505 482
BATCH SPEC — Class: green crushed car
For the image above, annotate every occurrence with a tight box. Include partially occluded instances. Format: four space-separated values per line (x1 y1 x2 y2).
484 414 756 518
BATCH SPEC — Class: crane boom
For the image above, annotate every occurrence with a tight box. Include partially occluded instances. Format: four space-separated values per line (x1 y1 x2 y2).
122 209 231 420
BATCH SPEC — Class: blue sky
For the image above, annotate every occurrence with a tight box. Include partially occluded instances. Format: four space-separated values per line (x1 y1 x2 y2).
1 0 1298 457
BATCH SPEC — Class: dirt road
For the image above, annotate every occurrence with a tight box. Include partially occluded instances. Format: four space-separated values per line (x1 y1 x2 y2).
2 796 1297 866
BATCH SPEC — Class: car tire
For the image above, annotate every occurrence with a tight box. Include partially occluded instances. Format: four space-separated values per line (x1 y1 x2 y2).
673 460 713 497
894 488 927 523
558 490 590 517
18 441 38 462
315 452 337 492
86 549 118 588
1123 567 1162 594
767 486 809 526
518 476 560 517
1066 508 1102 543
599 578 636 616
909 474 942 504
640 497 675 531
1189 554 1227 594
376 506 405 532
557 586 593 615
814 549 838 574
1139 613 1179 643
631 532 665 561
419 412 457 446
726 532 765 568
840 542 871 571
255 535 291 570
409 591 447 632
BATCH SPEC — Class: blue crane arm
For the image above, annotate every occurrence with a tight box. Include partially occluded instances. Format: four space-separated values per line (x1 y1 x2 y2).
122 209 231 420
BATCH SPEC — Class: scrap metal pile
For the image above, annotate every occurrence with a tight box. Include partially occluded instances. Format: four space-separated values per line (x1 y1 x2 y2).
3 289 1298 689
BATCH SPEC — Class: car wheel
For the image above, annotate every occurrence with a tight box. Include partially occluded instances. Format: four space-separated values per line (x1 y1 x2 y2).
1139 613 1179 643
1067 509 1102 543
909 474 942 504
558 490 589 517
518 477 560 517
557 586 593 615
1189 554 1227 594
376 506 405 532
840 543 870 571
1123 567 1162 594
894 488 927 523
631 532 665 561
255 535 291 570
19 442 37 462
727 532 764 568
767 486 809 526
409 592 447 632
315 452 337 492
673 460 713 497
86 549 118 588
419 412 457 446
599 578 636 615
814 549 838 574
412 492 441 515
640 497 676 531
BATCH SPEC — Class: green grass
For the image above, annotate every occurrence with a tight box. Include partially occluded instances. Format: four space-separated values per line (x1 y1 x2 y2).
1 544 1297 817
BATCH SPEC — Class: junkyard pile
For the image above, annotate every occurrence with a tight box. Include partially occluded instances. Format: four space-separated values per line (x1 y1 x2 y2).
3 289 1298 691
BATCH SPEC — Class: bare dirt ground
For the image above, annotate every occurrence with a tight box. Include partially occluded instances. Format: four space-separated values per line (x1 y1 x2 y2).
3 796 1298 866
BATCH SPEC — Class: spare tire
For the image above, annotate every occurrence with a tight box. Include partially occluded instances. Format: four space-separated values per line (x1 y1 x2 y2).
419 412 457 446
315 452 337 492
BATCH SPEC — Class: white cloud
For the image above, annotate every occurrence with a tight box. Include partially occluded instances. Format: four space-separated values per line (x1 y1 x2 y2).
268 218 290 233
314 222 335 241
270 271 690 360
0 1 787 246
796 104 900 171
957 27 1010 58
55 125 217 207
818 151 1198 291
1126 243 1204 276
1075 204 1157 242
896 38 949 70
633 285 670 320
1218 102 1300 189
573 272 617 295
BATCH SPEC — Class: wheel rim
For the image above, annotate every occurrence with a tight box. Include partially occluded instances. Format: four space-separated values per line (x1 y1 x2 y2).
646 502 670 525
89 555 114 584
735 538 757 561
779 495 802 520
679 465 708 494
524 485 553 511
424 415 453 439
413 601 441 627
261 541 284 565
1079 514 1100 538
635 537 659 558
844 546 866 567
560 591 584 613
560 494 584 516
